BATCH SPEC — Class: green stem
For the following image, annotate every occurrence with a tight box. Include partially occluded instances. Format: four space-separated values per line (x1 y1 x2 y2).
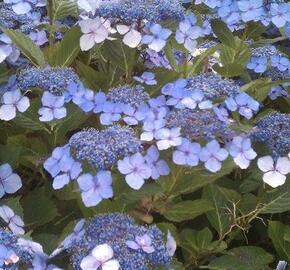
47 0 55 49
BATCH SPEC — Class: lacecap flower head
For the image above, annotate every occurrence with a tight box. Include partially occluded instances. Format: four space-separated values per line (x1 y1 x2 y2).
64 213 172 270
69 125 142 170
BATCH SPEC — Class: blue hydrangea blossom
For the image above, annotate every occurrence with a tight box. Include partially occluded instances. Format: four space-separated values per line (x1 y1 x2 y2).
66 213 172 270
142 24 172 52
0 163 22 198
118 153 151 190
199 140 228 172
38 92 67 122
77 171 113 207
144 145 170 180
225 92 260 119
228 136 257 169
0 89 30 121
173 138 201 167
0 205 24 235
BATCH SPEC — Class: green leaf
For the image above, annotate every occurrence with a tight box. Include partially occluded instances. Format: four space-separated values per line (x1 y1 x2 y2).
76 61 109 89
187 45 220 76
259 181 290 214
234 39 251 65
101 40 137 76
180 228 227 257
54 104 89 144
52 27 81 67
211 19 235 49
7 135 48 167
243 22 266 39
77 198 124 218
53 0 78 21
159 160 235 198
239 194 258 215
163 199 213 222
0 144 22 167
214 40 250 77
202 184 232 238
1 28 45 67
268 221 290 261
33 233 59 253
0 64 11 84
219 46 235 64
180 228 212 253
13 100 49 132
21 187 58 227
213 63 245 78
117 182 163 204
241 78 272 102
207 246 273 270
157 259 185 270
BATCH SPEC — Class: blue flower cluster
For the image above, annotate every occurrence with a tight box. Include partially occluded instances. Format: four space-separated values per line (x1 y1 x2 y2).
17 67 80 95
251 112 290 157
265 66 290 100
0 228 61 269
161 75 259 119
197 0 290 30
0 229 40 269
0 67 84 122
0 1 47 64
186 72 241 99
93 0 185 23
42 72 263 203
166 108 235 142
65 213 171 270
69 126 142 170
101 84 150 125
246 45 290 99
247 45 290 74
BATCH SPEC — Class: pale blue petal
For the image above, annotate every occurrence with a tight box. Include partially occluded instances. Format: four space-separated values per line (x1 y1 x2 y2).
53 174 70 190
3 173 22 194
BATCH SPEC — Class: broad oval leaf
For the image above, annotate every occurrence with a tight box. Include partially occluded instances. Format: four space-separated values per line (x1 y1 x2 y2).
207 246 273 270
163 199 213 222
52 27 81 67
1 28 45 67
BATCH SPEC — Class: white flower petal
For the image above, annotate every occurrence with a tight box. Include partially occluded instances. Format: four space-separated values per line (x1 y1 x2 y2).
234 154 250 169
276 157 290 175
92 244 114 263
116 25 130 35
125 173 145 190
0 104 16 121
263 171 286 188
16 96 30 112
80 34 96 51
102 259 120 270
123 29 142 48
257 156 274 172
80 255 100 270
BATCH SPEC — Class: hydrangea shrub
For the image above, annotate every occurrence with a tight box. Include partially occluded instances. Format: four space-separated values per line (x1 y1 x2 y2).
0 0 290 269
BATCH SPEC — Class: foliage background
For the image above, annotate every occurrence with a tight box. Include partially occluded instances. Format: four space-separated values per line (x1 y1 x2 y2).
0 0 290 269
